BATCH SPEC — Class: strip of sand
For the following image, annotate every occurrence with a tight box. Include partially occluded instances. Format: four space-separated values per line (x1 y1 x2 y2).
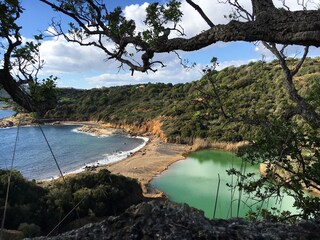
102 136 192 198
0 116 236 198
56 123 192 198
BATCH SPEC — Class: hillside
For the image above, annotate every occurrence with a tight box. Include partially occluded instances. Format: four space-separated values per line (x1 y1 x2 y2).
44 57 320 143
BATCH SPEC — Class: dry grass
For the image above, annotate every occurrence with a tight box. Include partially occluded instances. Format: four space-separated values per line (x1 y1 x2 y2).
192 138 211 151
192 138 248 152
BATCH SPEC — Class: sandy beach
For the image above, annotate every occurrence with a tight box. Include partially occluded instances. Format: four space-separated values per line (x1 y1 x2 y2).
53 133 191 198
52 122 192 197
0 115 240 197
59 122 193 197
104 136 192 197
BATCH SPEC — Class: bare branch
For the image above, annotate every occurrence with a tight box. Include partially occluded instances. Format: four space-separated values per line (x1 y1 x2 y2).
218 0 253 21
186 0 215 27
262 41 319 126
279 0 291 10
207 76 230 119
292 46 309 76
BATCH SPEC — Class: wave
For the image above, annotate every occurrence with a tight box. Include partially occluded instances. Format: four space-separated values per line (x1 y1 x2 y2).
71 126 108 138
72 126 116 138
43 135 149 181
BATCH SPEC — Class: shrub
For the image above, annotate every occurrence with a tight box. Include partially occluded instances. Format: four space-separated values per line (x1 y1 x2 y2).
18 223 41 238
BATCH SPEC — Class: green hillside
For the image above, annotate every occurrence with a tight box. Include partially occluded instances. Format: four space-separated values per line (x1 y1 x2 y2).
45 57 320 143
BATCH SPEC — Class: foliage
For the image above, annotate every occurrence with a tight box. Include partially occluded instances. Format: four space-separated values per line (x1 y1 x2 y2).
46 58 320 143
0 170 47 230
235 119 320 221
18 222 41 238
0 0 57 115
29 75 58 116
143 0 182 42
45 58 320 221
0 169 144 234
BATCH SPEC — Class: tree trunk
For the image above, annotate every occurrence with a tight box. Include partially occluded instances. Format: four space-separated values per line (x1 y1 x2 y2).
0 69 35 113
284 72 319 126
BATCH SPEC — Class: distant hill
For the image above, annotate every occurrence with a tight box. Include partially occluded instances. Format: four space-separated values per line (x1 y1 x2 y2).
44 57 320 143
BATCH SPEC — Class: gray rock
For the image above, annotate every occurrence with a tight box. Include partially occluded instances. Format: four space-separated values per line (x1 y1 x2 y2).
28 200 320 240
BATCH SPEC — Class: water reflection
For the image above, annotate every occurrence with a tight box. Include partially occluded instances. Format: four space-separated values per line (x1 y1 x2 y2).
151 149 297 219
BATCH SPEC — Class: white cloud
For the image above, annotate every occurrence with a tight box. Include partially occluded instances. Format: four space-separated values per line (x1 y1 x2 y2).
33 0 319 89
123 2 149 32
178 0 256 37
39 35 119 75
123 0 250 37
84 54 203 88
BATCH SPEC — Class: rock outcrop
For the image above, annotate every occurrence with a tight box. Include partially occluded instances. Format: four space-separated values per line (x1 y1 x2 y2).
29 200 320 240
0 113 34 128
78 125 123 136
103 117 168 142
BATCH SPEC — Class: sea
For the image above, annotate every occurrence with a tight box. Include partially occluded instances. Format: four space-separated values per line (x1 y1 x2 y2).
0 124 147 180
0 103 297 219
0 102 15 119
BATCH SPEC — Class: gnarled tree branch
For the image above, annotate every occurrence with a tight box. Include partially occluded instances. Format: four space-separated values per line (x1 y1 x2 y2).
40 0 320 71
39 0 320 124
262 42 319 126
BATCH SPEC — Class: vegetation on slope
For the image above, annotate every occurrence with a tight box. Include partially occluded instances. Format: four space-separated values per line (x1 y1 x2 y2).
1 58 319 235
45 58 320 144
44 58 320 221
0 169 144 237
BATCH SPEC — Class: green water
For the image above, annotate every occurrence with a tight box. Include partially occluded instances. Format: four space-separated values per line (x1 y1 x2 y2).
151 150 297 219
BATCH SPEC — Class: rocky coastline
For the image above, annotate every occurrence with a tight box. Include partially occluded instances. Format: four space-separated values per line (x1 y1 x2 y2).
29 199 320 240
77 124 124 136
1 115 320 239
0 113 34 128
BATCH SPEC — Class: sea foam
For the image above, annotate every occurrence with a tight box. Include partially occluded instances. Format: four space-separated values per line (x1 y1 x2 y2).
47 134 149 180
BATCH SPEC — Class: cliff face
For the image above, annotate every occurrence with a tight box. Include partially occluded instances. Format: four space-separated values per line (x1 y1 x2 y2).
102 118 167 142
30 200 320 240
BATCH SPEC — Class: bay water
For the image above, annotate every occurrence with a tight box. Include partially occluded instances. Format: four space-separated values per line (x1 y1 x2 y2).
0 125 146 180
0 105 297 219
151 149 297 219
0 102 15 119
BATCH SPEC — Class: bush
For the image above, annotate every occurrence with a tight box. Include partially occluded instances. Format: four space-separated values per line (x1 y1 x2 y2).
18 223 41 238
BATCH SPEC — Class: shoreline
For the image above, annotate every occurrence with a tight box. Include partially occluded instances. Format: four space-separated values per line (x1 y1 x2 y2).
2 114 319 199
0 115 241 197
104 135 192 198
53 121 194 196
67 121 192 197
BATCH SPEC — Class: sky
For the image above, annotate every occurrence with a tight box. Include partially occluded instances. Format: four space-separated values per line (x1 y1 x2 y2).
15 0 320 89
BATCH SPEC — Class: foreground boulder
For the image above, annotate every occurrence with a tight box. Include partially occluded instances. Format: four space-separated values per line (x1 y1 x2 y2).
30 200 320 240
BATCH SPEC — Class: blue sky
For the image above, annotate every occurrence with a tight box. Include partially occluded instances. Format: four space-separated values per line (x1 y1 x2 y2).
15 0 320 89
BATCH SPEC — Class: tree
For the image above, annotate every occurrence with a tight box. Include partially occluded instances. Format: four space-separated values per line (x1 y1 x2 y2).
0 0 57 115
3 0 319 220
39 0 320 125
40 0 320 71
